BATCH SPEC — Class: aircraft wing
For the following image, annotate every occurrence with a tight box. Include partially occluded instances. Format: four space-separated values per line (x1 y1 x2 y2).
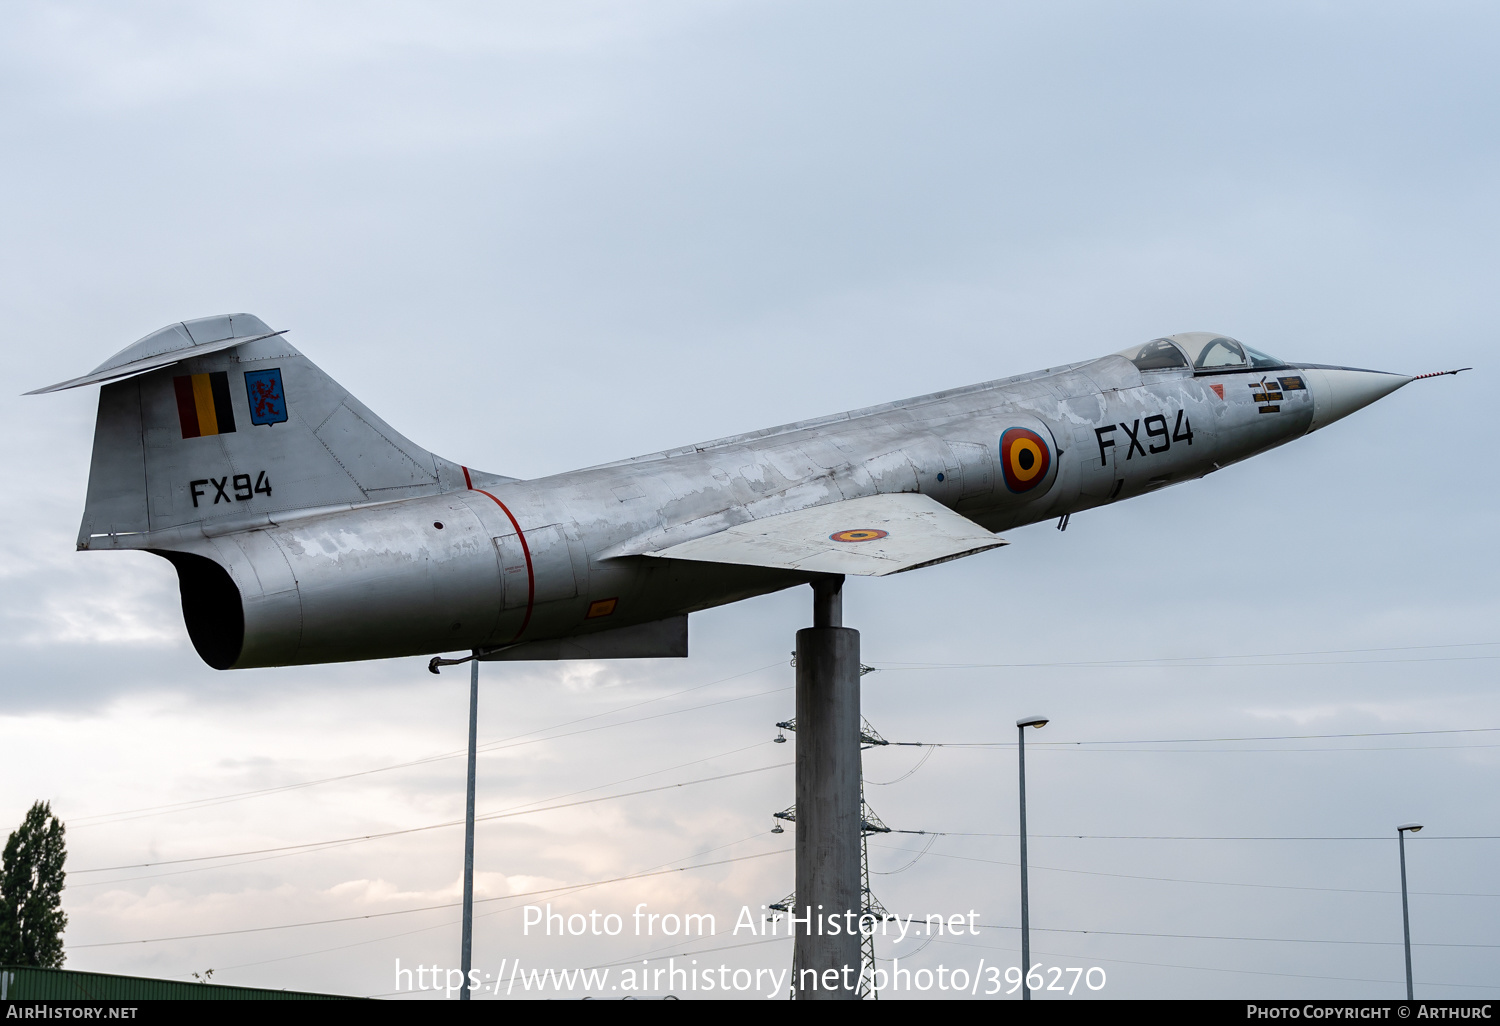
642 492 1005 577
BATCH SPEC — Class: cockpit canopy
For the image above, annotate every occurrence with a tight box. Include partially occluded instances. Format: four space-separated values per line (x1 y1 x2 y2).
1117 332 1286 374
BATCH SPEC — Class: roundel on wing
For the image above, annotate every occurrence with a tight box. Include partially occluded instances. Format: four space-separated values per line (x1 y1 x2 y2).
830 529 888 543
999 427 1051 493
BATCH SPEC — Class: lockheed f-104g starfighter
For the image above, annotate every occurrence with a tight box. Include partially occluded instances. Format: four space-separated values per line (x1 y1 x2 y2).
28 316 1456 670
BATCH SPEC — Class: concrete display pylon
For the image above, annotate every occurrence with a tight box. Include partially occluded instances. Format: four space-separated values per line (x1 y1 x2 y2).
793 575 861 999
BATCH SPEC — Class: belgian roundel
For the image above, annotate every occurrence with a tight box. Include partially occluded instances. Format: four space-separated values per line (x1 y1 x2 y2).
999 427 1051 493
830 529 888 543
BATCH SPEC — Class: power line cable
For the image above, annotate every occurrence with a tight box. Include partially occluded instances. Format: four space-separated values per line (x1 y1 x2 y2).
875 653 1500 672
869 639 1500 671
872 835 936 875
1050 726 1500 745
162 829 779 978
72 740 777 881
72 761 792 876
70 661 786 827
67 838 375 890
67 641 1500 827
867 842 1500 899
79 721 1494 852
67 848 791 949
877 726 1500 750
889 830 1500 841
966 924 1500 949
866 746 935 785
73 808 1496 882
1007 743 1500 754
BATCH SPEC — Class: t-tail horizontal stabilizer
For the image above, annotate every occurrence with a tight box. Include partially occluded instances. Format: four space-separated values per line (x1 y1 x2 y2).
25 314 289 394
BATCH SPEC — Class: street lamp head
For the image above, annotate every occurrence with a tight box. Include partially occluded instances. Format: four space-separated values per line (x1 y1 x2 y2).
1397 823 1423 833
1016 715 1049 729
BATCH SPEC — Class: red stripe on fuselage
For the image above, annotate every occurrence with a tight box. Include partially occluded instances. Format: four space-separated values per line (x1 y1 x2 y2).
463 466 534 642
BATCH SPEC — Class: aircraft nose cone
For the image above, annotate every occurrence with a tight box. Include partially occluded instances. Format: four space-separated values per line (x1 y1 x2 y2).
1301 365 1412 432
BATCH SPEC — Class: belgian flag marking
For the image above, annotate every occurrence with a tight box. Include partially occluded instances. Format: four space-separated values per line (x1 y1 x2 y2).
173 372 237 438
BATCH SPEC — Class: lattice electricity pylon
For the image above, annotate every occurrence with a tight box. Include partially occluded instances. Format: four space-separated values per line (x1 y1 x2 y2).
774 716 890 750
770 799 889 835
766 788 894 999
786 654 880 678
770 712 896 999
858 780 895 999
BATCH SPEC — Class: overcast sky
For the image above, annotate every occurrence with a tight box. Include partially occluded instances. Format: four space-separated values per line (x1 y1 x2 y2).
1 1 1496 1000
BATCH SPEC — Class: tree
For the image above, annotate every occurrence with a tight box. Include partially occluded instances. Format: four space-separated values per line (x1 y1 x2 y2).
0 801 67 968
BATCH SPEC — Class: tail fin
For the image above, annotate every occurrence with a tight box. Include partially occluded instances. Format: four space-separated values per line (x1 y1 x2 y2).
61 314 476 550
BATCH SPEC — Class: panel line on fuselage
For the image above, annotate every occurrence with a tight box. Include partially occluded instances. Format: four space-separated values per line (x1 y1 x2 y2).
463 465 534 642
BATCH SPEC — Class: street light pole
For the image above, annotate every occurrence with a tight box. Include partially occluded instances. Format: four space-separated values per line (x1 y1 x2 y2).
460 655 479 1001
1397 823 1422 1001
425 650 484 1002
1016 715 1048 1001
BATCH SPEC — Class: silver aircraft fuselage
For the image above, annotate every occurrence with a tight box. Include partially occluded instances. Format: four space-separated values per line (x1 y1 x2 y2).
336 348 1369 665
37 320 1421 670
